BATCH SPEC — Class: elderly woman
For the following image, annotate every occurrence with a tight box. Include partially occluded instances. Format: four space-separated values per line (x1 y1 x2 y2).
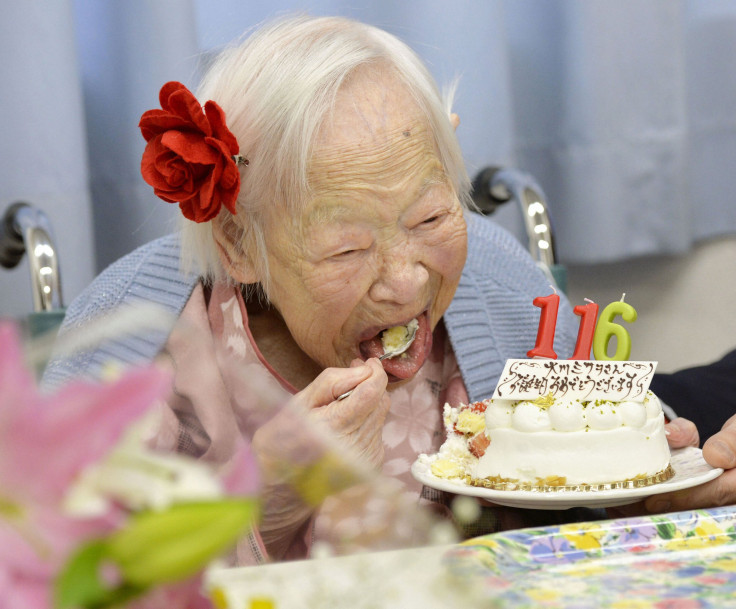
45 15 736 563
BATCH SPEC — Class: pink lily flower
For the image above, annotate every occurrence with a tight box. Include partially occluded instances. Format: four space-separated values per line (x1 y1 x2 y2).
0 321 173 607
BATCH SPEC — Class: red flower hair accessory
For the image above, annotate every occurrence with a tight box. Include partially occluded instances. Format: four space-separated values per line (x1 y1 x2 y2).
139 81 247 223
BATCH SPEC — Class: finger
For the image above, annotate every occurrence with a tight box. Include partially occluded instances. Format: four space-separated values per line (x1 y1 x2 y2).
450 113 460 130
324 359 390 429
343 358 388 406
298 365 372 406
644 469 736 513
329 364 376 402
722 413 736 431
702 421 736 470
606 501 648 519
665 417 699 449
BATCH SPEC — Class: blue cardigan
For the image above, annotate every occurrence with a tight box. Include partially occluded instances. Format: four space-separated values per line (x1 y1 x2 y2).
43 213 577 398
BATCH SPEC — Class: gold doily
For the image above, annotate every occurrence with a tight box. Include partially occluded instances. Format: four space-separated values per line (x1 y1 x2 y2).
467 463 675 493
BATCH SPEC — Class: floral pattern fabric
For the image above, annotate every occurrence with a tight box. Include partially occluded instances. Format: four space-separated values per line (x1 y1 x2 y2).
161 282 466 560
445 506 736 608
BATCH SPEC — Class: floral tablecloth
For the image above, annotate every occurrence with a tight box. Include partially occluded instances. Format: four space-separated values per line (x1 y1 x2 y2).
445 506 736 608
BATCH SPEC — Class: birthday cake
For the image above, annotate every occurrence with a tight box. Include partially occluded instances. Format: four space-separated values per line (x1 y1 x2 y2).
423 293 675 490
431 388 674 490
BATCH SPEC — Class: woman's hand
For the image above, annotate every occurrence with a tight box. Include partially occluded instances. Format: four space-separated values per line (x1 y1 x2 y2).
303 357 391 469
254 357 390 470
251 359 390 558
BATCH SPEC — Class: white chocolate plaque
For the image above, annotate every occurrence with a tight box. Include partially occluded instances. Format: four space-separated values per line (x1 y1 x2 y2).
491 359 658 403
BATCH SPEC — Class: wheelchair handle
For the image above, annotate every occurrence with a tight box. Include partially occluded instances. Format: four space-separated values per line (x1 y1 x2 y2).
472 167 559 268
0 202 63 312
0 202 28 269
472 167 567 293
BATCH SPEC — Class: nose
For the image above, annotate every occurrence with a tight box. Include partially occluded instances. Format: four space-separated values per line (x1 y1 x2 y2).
368 241 429 305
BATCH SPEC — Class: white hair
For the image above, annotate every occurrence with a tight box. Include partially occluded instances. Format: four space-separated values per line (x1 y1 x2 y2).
180 14 471 292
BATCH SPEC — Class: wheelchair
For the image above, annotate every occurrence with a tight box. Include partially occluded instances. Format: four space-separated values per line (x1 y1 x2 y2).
0 202 66 339
471 166 567 294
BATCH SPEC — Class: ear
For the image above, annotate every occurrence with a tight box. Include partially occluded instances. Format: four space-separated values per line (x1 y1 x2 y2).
212 219 260 284
450 113 460 131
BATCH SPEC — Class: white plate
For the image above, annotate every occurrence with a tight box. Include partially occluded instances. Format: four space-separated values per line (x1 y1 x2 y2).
411 446 723 510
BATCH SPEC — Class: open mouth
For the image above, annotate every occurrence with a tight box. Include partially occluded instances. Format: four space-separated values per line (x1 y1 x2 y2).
358 312 432 380
381 318 418 356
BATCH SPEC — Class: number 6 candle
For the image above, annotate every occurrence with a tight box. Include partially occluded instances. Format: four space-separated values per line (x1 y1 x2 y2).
592 294 638 361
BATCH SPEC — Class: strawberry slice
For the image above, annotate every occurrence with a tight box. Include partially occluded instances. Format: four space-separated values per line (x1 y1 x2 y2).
467 401 488 414
468 432 490 458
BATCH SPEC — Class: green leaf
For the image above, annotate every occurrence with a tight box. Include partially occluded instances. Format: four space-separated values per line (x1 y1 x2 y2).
108 498 259 586
655 521 677 540
54 539 143 609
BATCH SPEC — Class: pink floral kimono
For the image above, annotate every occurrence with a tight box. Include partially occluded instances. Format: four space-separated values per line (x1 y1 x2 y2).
153 281 530 564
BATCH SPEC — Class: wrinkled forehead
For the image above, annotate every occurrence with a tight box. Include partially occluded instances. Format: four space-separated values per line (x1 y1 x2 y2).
305 67 447 213
309 120 442 194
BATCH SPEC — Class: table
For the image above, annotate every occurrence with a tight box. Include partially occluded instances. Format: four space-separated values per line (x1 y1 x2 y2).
206 506 736 609
207 542 456 609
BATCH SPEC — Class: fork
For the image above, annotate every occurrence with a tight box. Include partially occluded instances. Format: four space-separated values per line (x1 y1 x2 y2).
336 324 417 401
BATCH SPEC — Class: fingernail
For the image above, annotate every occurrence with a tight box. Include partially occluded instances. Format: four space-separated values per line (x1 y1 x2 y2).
667 417 699 444
668 417 689 432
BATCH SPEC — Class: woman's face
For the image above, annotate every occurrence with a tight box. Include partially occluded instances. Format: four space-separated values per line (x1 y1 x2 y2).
262 68 467 382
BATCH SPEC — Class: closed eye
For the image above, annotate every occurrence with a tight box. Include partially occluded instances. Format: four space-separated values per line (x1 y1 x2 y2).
329 248 364 260
417 210 450 228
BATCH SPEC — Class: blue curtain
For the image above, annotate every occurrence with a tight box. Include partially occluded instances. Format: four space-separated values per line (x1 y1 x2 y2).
1 0 735 318
0 0 96 319
74 0 200 271
506 0 736 263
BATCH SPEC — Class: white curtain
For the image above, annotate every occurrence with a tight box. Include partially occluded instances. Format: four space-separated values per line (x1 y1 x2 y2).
2 0 735 319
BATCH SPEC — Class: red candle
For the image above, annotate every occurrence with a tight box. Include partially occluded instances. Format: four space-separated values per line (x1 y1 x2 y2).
569 299 599 360
527 293 559 359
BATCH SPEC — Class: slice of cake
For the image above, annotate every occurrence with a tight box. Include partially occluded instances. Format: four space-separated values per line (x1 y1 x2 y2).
431 391 673 491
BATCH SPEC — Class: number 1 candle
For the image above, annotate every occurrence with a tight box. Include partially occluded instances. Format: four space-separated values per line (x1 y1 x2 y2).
527 292 560 359
570 299 599 360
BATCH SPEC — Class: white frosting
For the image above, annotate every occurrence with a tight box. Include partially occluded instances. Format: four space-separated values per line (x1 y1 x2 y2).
437 390 671 487
483 394 663 433
484 399 514 429
547 399 587 432
437 432 472 461
618 400 647 428
644 391 662 419
586 401 622 430
473 412 670 484
511 401 552 432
